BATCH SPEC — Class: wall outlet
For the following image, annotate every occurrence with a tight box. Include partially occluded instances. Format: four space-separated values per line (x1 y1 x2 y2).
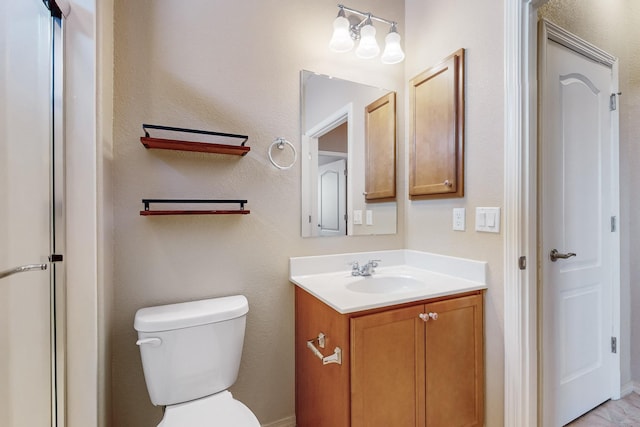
353 210 363 225
453 208 466 231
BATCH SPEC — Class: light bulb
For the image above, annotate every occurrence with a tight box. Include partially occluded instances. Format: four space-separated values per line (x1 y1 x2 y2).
355 24 380 59
329 15 354 52
381 31 405 64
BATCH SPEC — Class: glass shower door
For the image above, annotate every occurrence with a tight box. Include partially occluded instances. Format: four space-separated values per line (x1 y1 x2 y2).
0 0 56 425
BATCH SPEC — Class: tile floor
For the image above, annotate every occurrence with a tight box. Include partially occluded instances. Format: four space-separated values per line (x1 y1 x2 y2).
566 392 640 426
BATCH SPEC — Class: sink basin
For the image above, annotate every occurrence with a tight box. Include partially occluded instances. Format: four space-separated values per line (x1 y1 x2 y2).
346 275 425 294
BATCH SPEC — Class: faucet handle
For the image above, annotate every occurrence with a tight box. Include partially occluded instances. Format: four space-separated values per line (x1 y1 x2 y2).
349 261 360 275
368 259 381 267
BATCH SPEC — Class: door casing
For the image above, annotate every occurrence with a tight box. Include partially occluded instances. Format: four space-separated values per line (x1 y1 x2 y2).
503 3 622 426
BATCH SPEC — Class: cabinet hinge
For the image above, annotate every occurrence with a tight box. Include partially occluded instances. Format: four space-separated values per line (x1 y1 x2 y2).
611 336 617 354
518 256 526 270
611 216 617 232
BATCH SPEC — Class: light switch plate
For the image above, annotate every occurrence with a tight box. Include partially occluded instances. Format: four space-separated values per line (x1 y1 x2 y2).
475 207 501 233
353 210 363 225
453 208 465 231
366 210 373 225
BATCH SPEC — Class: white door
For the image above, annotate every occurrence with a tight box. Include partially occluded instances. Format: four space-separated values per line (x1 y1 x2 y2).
540 34 619 426
0 0 56 425
318 159 347 237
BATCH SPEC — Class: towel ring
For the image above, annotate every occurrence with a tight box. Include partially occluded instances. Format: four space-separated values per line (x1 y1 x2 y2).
268 137 297 170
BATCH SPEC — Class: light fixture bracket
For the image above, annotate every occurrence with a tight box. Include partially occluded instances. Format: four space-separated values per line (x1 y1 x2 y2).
337 5 398 37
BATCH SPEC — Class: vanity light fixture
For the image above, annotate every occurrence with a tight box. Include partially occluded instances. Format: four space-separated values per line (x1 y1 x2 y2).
329 4 404 64
381 23 405 64
355 16 379 59
329 6 355 52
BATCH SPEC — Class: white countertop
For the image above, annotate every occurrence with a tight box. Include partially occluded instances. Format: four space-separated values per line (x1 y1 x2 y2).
290 250 487 314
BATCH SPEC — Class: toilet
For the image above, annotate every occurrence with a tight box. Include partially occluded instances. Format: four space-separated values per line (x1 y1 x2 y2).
134 295 260 426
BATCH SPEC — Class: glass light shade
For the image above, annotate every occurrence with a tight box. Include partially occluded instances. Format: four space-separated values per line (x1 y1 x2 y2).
329 16 354 52
381 31 405 64
355 24 380 59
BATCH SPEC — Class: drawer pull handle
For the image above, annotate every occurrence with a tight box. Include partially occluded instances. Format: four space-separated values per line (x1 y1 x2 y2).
419 312 439 322
307 333 342 365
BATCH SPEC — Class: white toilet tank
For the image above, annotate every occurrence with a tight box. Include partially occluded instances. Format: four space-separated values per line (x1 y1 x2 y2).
134 295 249 406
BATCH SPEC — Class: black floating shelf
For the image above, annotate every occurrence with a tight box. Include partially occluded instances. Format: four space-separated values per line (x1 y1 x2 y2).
140 199 250 216
140 124 250 156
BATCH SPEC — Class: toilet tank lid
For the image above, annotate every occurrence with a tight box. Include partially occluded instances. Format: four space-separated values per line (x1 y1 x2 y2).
134 295 248 332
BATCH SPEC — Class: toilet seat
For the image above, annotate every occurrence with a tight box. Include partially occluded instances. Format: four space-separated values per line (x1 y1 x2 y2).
158 391 260 427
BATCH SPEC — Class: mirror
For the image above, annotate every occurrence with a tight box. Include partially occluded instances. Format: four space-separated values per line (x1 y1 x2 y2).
300 70 397 237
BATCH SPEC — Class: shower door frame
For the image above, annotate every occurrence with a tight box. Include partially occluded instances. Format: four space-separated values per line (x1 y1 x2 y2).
51 9 67 427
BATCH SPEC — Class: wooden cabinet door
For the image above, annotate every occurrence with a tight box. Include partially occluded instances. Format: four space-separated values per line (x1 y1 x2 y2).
409 49 464 199
364 92 396 201
351 305 425 427
424 294 483 426
295 288 351 427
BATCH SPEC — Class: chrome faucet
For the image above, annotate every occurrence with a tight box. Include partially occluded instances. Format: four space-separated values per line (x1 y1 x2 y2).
351 260 381 276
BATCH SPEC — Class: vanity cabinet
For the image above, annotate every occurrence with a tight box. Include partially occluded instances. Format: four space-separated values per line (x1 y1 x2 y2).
295 288 484 427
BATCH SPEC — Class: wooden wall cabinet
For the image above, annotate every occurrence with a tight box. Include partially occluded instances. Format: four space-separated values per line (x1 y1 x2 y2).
364 92 396 201
295 288 484 427
409 49 465 199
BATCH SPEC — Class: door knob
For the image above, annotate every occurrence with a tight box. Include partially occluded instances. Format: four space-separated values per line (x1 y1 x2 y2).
549 249 577 262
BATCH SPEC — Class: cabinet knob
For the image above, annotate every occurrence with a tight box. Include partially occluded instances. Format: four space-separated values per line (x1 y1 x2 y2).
419 312 439 322
444 180 453 187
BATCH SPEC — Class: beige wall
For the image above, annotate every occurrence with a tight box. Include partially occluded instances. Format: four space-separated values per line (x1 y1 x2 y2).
111 1 404 425
110 0 517 425
539 0 640 393
404 0 505 425
102 1 640 426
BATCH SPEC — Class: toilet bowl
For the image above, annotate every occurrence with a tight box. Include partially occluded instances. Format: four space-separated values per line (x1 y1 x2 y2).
134 295 260 426
159 392 259 427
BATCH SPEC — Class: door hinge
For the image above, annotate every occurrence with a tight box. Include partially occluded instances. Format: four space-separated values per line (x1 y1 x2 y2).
610 92 622 111
611 336 617 354
49 254 63 262
611 216 617 232
518 256 527 270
